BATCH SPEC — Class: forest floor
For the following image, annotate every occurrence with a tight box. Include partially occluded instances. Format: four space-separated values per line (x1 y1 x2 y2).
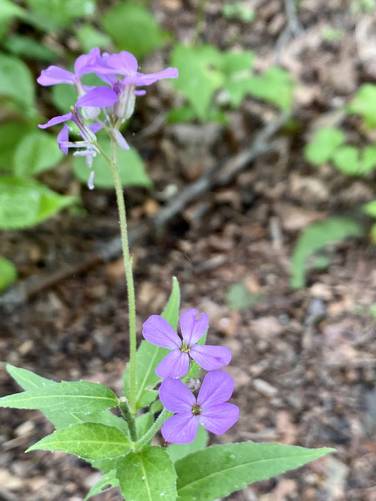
1 0 376 500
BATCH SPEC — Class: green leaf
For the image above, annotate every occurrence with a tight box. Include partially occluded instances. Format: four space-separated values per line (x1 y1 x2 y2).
102 2 167 59
76 25 111 52
0 121 33 171
226 282 261 311
51 84 77 113
0 381 118 414
0 53 35 114
26 0 96 31
332 145 360 175
304 127 345 166
0 177 75 230
14 131 63 176
220 51 255 107
348 83 376 128
84 470 119 500
27 423 130 460
167 427 208 463
73 140 152 189
0 257 17 292
4 35 58 62
176 442 334 501
5 365 127 433
246 67 294 111
290 217 363 289
223 2 255 22
171 44 224 120
123 277 181 409
359 145 376 174
136 412 154 437
363 200 376 218
117 446 177 501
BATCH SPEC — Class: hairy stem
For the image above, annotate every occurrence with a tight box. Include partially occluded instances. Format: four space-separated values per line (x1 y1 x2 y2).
106 140 138 413
119 399 138 442
136 409 170 450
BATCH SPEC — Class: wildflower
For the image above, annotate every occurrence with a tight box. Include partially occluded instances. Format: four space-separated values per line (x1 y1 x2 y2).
159 370 239 444
142 309 231 379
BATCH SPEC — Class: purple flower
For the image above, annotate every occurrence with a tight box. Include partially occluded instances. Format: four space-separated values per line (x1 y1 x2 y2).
142 309 231 379
37 48 101 87
159 370 239 444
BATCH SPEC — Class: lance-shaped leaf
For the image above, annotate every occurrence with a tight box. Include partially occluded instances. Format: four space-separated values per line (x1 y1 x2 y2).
123 277 181 409
176 442 334 501
117 446 177 501
0 380 118 414
6 364 126 432
27 423 130 460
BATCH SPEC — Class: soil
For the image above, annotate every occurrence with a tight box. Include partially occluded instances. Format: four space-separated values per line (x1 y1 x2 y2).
1 1 376 500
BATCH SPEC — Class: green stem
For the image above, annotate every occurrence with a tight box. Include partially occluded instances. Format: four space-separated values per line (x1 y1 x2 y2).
106 140 138 413
119 399 138 442
136 409 170 451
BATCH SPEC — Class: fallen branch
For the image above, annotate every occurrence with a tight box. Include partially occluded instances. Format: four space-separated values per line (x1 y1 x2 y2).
0 112 289 312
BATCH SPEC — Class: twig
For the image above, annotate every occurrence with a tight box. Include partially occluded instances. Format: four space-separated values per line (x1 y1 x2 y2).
275 0 303 63
0 113 289 313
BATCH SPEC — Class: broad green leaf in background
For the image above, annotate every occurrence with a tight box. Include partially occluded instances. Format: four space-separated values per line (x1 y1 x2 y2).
117 446 177 501
332 145 360 175
167 427 209 463
360 145 376 174
223 2 256 22
348 83 376 128
51 84 77 113
290 217 363 289
26 0 96 31
0 122 33 170
0 0 25 39
220 50 255 107
84 470 119 500
171 44 224 120
4 35 58 62
123 277 180 409
14 131 63 176
0 381 118 414
0 53 35 114
304 127 345 166
73 140 152 189
363 200 376 218
0 177 75 230
246 67 294 111
27 423 130 460
102 2 167 59
76 25 111 52
226 282 261 311
176 442 334 501
0 257 17 292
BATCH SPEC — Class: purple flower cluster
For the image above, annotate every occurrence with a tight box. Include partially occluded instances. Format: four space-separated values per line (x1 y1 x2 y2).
37 48 178 188
142 308 239 444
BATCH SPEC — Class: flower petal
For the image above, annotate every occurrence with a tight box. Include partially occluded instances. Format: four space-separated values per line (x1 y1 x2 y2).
57 125 69 155
199 403 239 435
180 308 208 345
159 378 195 413
161 413 199 444
74 48 101 76
111 128 129 150
105 51 138 74
134 68 178 86
190 344 231 371
197 370 234 408
142 315 181 349
76 86 118 108
38 112 73 129
37 66 75 86
156 350 190 379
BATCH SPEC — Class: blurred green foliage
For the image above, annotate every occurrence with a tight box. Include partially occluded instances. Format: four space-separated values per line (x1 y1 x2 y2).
0 256 17 292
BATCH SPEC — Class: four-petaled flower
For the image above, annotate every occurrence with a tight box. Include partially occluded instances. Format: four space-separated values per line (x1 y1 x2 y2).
159 370 239 444
142 308 231 379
